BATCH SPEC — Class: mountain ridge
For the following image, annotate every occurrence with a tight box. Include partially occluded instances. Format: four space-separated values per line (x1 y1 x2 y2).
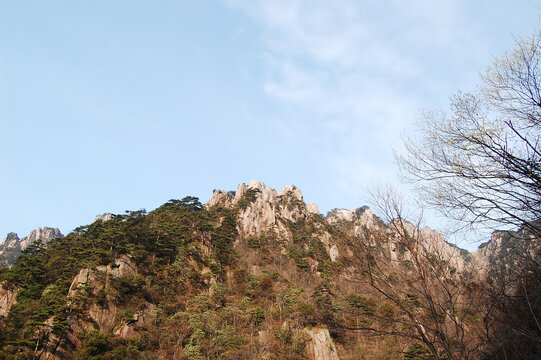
0 181 537 359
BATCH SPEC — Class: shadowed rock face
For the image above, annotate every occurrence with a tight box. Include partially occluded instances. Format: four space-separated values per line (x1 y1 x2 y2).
0 286 18 317
0 227 63 268
471 224 541 276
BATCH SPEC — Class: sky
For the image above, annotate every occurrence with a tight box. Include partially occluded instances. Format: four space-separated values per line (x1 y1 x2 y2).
1 1 540 250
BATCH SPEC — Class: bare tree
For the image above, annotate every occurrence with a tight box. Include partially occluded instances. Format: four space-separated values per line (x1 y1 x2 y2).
397 30 541 237
394 30 541 359
336 188 487 360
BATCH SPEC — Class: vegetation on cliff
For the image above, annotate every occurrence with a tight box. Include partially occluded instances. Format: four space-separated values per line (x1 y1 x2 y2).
1 26 540 360
0 182 538 359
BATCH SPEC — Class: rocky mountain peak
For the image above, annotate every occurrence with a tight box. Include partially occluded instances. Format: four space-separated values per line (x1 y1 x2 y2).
94 213 114 222
471 224 541 276
277 184 303 201
207 182 473 273
0 227 63 267
1 233 20 249
248 179 262 191
208 181 301 209
207 181 319 239
20 227 63 250
327 206 375 229
0 181 523 359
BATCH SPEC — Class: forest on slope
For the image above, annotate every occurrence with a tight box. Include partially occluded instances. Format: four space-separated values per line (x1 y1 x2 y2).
0 180 539 359
1 24 540 360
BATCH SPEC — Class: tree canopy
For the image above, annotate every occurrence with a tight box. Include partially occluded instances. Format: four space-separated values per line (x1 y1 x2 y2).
398 30 541 237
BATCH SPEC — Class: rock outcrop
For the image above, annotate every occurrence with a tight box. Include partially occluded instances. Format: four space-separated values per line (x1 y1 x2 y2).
386 219 467 272
325 205 469 272
304 327 340 360
327 206 376 229
207 181 315 239
20 227 63 250
471 224 541 276
34 255 142 359
68 255 138 331
0 233 20 251
94 213 114 222
0 286 18 317
0 227 63 267
207 181 339 260
418 226 467 272
206 181 474 270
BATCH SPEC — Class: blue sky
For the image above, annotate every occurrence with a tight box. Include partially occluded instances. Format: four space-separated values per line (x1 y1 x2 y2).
1 1 539 249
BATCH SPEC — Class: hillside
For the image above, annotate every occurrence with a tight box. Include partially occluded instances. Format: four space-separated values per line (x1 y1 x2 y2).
0 181 538 360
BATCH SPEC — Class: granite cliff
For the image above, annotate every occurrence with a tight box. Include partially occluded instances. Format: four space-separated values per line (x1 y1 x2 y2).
0 227 63 267
0 181 536 360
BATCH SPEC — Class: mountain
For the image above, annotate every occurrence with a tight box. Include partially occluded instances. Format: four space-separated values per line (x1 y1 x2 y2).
0 227 63 268
0 181 537 359
472 222 541 273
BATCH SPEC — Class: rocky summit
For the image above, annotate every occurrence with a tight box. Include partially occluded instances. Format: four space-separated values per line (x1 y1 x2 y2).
0 227 63 268
0 181 538 360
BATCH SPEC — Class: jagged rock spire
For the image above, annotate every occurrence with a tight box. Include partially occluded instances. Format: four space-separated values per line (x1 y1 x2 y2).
0 227 63 268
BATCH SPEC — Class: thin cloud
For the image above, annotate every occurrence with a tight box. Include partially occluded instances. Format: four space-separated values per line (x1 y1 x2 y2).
222 0 523 212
